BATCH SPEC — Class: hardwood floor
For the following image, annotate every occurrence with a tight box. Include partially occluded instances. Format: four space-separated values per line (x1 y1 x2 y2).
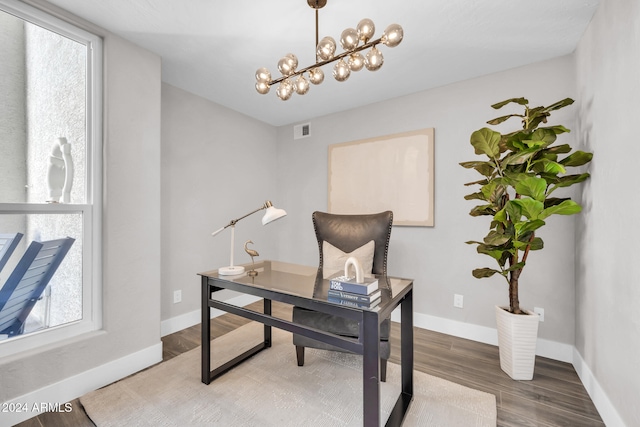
16 301 604 426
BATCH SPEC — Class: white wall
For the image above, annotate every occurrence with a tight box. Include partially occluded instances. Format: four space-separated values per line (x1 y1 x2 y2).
275 55 579 350
0 1 162 424
160 83 280 326
574 0 640 425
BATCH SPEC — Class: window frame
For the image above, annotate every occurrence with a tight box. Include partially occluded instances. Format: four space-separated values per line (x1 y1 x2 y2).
0 0 102 357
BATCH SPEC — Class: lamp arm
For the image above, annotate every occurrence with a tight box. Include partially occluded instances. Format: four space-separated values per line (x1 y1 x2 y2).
211 201 273 236
227 204 267 227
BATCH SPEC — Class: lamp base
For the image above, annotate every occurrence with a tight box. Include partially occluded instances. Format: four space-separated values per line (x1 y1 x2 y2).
218 265 245 276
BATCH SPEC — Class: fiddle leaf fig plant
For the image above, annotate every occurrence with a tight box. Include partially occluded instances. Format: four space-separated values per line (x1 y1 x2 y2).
461 97 592 315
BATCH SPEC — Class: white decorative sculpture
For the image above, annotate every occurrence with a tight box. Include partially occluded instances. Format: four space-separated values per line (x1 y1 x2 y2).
344 256 365 284
46 137 74 203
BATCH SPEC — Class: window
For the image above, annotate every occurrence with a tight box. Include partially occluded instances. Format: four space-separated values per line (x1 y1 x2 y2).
0 0 101 356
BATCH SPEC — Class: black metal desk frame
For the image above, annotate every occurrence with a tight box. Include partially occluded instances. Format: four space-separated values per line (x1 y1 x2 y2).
200 261 413 427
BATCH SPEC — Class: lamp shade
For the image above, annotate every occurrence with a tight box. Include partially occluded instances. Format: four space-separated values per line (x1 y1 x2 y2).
262 205 287 225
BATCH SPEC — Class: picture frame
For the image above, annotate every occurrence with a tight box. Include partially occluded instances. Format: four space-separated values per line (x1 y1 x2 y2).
328 128 435 226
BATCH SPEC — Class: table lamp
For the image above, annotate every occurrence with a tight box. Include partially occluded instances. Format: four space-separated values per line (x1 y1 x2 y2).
211 200 286 275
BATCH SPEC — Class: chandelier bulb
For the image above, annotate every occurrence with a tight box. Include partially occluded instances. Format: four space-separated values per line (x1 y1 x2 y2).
276 79 294 100
278 54 298 76
255 81 270 94
356 18 375 43
309 67 325 85
255 67 271 83
294 75 310 95
381 24 404 48
364 46 384 71
348 52 365 72
340 28 359 51
316 36 337 61
333 58 351 82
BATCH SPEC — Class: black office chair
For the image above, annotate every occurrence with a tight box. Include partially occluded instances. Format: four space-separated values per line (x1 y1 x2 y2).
292 210 393 381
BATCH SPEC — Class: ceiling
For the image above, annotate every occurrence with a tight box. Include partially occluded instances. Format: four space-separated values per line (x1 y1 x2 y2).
44 0 600 127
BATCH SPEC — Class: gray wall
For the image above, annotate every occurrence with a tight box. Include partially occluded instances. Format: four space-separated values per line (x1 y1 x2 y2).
0 0 162 415
575 0 640 425
274 55 579 346
160 83 279 322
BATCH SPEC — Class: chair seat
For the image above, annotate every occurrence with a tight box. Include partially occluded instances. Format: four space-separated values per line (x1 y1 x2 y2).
292 306 390 339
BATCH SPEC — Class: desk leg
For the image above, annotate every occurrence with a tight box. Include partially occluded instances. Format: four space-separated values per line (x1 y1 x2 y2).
362 310 380 427
201 276 211 385
401 289 414 397
264 298 272 348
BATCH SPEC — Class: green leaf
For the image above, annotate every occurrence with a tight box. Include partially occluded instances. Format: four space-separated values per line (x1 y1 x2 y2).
545 144 572 154
515 219 545 235
472 268 502 279
491 98 529 109
501 148 539 167
486 114 522 125
464 192 485 201
536 159 566 174
545 125 571 135
544 197 570 208
469 205 496 217
539 200 582 219
515 177 547 202
484 230 510 246
459 160 496 177
505 262 525 272
529 128 557 146
529 237 544 250
464 179 489 187
481 181 507 204
544 98 574 112
560 151 594 167
505 200 522 222
553 173 590 188
477 245 510 262
512 240 529 250
494 208 507 224
470 128 502 158
508 199 544 220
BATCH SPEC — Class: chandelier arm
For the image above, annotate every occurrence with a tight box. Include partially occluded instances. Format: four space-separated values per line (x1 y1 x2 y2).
267 38 382 86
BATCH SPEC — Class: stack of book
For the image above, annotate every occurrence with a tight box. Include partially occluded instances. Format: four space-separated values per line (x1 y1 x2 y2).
327 274 381 308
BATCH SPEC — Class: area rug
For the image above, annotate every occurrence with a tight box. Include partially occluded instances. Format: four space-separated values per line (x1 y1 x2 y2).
81 323 496 426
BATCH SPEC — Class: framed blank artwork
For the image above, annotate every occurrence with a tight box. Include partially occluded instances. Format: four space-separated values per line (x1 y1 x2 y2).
328 128 434 227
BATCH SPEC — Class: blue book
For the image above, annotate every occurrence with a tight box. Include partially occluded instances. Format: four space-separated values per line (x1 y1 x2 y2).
327 296 381 309
328 274 378 295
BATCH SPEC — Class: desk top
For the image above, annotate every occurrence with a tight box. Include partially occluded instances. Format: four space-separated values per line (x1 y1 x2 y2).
199 260 413 314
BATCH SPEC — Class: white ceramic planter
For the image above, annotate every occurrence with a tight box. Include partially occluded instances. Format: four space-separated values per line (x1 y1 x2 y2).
495 305 540 380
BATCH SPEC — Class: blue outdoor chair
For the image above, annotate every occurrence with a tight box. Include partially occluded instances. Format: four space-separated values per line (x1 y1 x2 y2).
0 233 23 274
0 237 75 337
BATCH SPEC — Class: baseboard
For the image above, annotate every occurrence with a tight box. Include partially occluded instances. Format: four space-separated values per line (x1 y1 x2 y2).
161 294 261 337
391 308 574 363
572 348 626 427
0 342 162 426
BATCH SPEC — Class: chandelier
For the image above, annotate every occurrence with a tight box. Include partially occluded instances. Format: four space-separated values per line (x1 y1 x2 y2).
255 0 404 101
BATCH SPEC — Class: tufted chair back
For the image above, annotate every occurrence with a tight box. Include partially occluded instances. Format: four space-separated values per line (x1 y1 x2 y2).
312 210 393 276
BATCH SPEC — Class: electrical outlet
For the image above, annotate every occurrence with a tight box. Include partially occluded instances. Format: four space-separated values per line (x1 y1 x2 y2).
534 307 544 322
173 290 182 304
453 294 464 308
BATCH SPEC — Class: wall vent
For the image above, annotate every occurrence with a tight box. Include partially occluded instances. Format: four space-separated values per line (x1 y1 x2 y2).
293 123 311 139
